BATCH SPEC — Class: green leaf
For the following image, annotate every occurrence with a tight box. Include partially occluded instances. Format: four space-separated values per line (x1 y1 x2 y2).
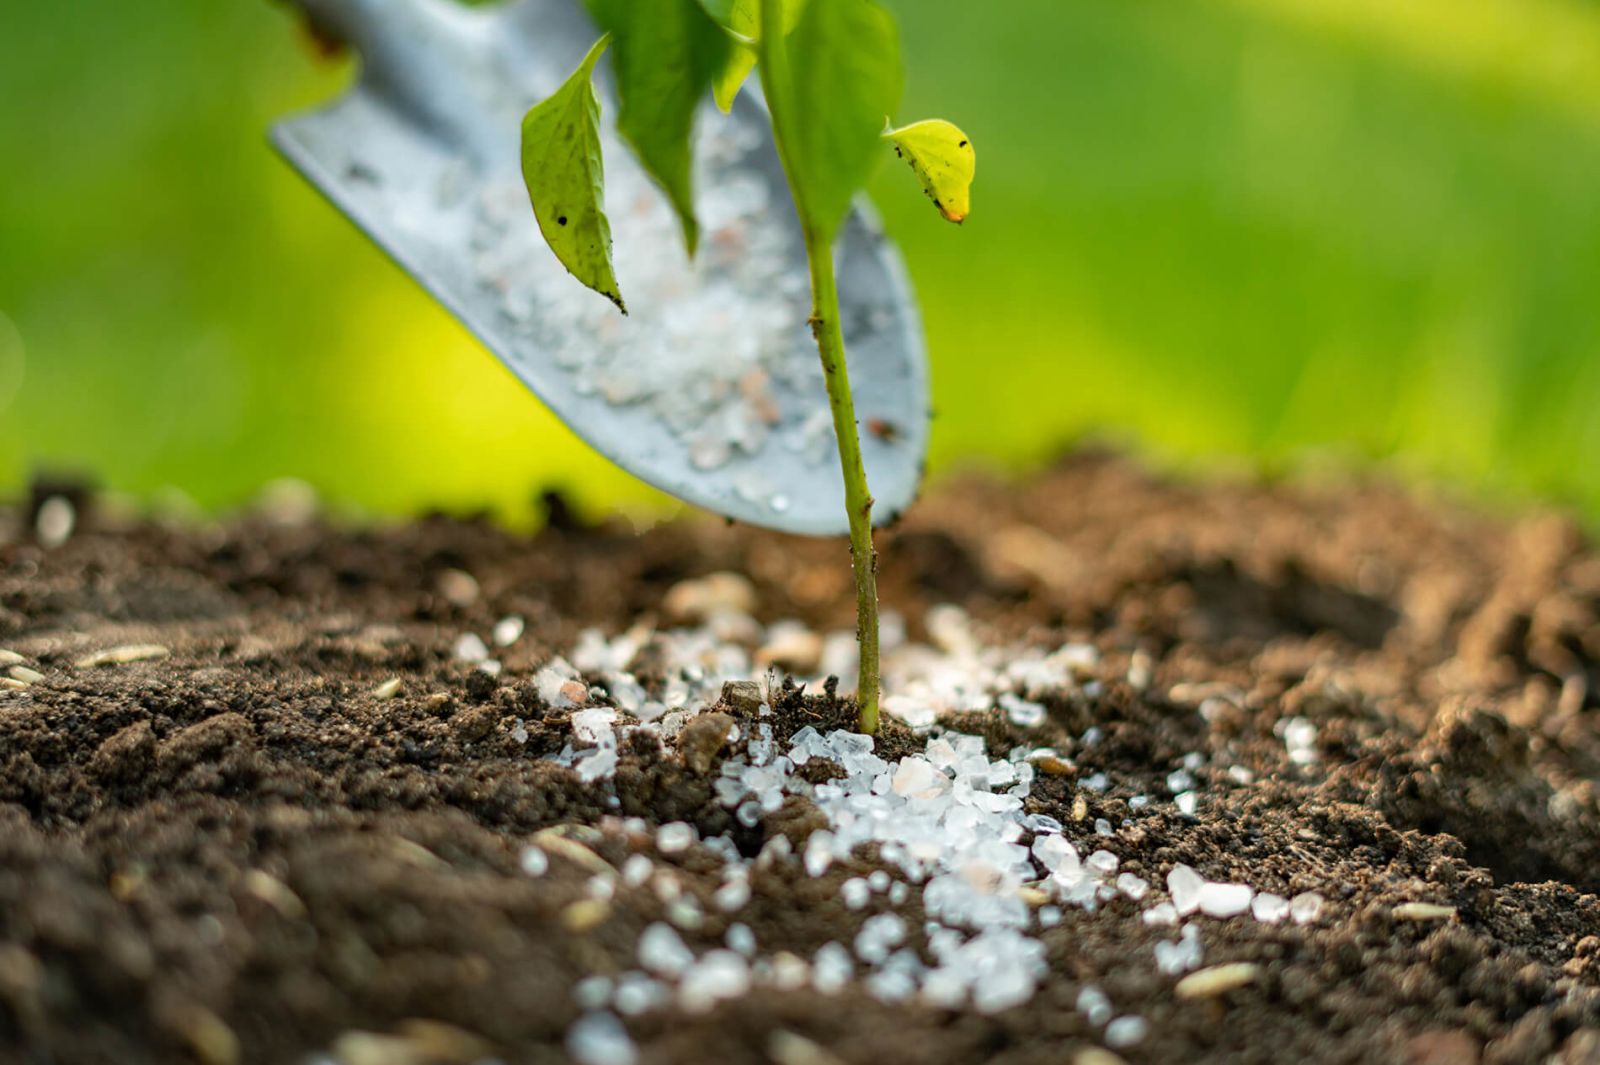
884 119 975 223
699 0 756 112
695 0 746 29
585 0 731 258
702 0 806 113
760 0 903 242
697 0 805 37
713 45 758 112
520 36 624 313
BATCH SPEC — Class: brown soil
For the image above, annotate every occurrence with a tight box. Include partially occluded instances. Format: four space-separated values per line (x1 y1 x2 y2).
2 452 1600 1065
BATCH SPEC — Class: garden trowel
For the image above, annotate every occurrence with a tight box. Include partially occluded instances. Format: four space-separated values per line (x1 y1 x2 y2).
272 0 929 535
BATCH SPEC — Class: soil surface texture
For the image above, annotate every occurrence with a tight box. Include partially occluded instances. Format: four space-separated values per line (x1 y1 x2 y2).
3 453 1600 1065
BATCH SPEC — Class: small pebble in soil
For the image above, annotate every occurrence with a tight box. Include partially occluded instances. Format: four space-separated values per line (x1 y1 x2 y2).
435 568 479 608
1127 650 1154 690
1025 813 1063 834
574 975 613 1010
1168 864 1205 916
518 845 549 877
1251 892 1290 923
1143 902 1179 927
574 708 620 745
655 822 694 855
1281 717 1320 765
1077 985 1113 1026
576 747 618 783
768 953 810 991
1116 873 1149 900
1000 692 1046 727
811 943 854 994
1197 881 1253 918
666 899 703 930
679 951 752 1013
663 573 758 623
452 633 488 663
1154 924 1205 975
1290 891 1326 925
803 835 834 877
854 913 907 964
715 877 752 912
725 923 757 956
35 495 75 548
613 973 669 1016
621 855 653 887
638 924 695 977
566 1012 636 1065
493 615 525 647
536 659 584 710
1104 1016 1149 1049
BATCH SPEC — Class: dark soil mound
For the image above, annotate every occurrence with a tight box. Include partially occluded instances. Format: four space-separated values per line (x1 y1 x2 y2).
2 453 1599 1065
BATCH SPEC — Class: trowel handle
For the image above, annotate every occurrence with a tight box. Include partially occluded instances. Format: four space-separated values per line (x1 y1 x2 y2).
287 0 499 157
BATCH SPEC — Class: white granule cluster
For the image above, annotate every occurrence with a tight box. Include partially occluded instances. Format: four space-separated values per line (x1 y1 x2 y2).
552 604 1103 752
1165 862 1324 927
481 603 1332 1059
1154 923 1205 975
468 105 866 509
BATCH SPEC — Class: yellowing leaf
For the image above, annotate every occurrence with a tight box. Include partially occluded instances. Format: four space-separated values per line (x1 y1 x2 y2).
884 119 975 223
520 36 624 312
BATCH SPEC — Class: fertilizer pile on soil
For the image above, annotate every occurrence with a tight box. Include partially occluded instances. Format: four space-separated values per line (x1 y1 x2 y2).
2 452 1600 1065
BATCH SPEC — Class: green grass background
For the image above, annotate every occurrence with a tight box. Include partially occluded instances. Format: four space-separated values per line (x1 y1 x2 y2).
2 0 1598 524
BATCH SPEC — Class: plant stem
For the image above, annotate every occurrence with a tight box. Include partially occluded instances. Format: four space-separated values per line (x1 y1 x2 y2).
802 225 881 734
756 0 881 733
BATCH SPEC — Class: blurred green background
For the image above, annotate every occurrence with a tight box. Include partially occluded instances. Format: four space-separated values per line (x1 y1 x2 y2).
3 0 1599 525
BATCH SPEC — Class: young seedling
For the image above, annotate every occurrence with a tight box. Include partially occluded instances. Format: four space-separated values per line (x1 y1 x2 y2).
520 0 975 733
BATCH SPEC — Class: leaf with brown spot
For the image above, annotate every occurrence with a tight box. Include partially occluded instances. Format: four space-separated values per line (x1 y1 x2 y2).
884 118 975 223
519 36 625 312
